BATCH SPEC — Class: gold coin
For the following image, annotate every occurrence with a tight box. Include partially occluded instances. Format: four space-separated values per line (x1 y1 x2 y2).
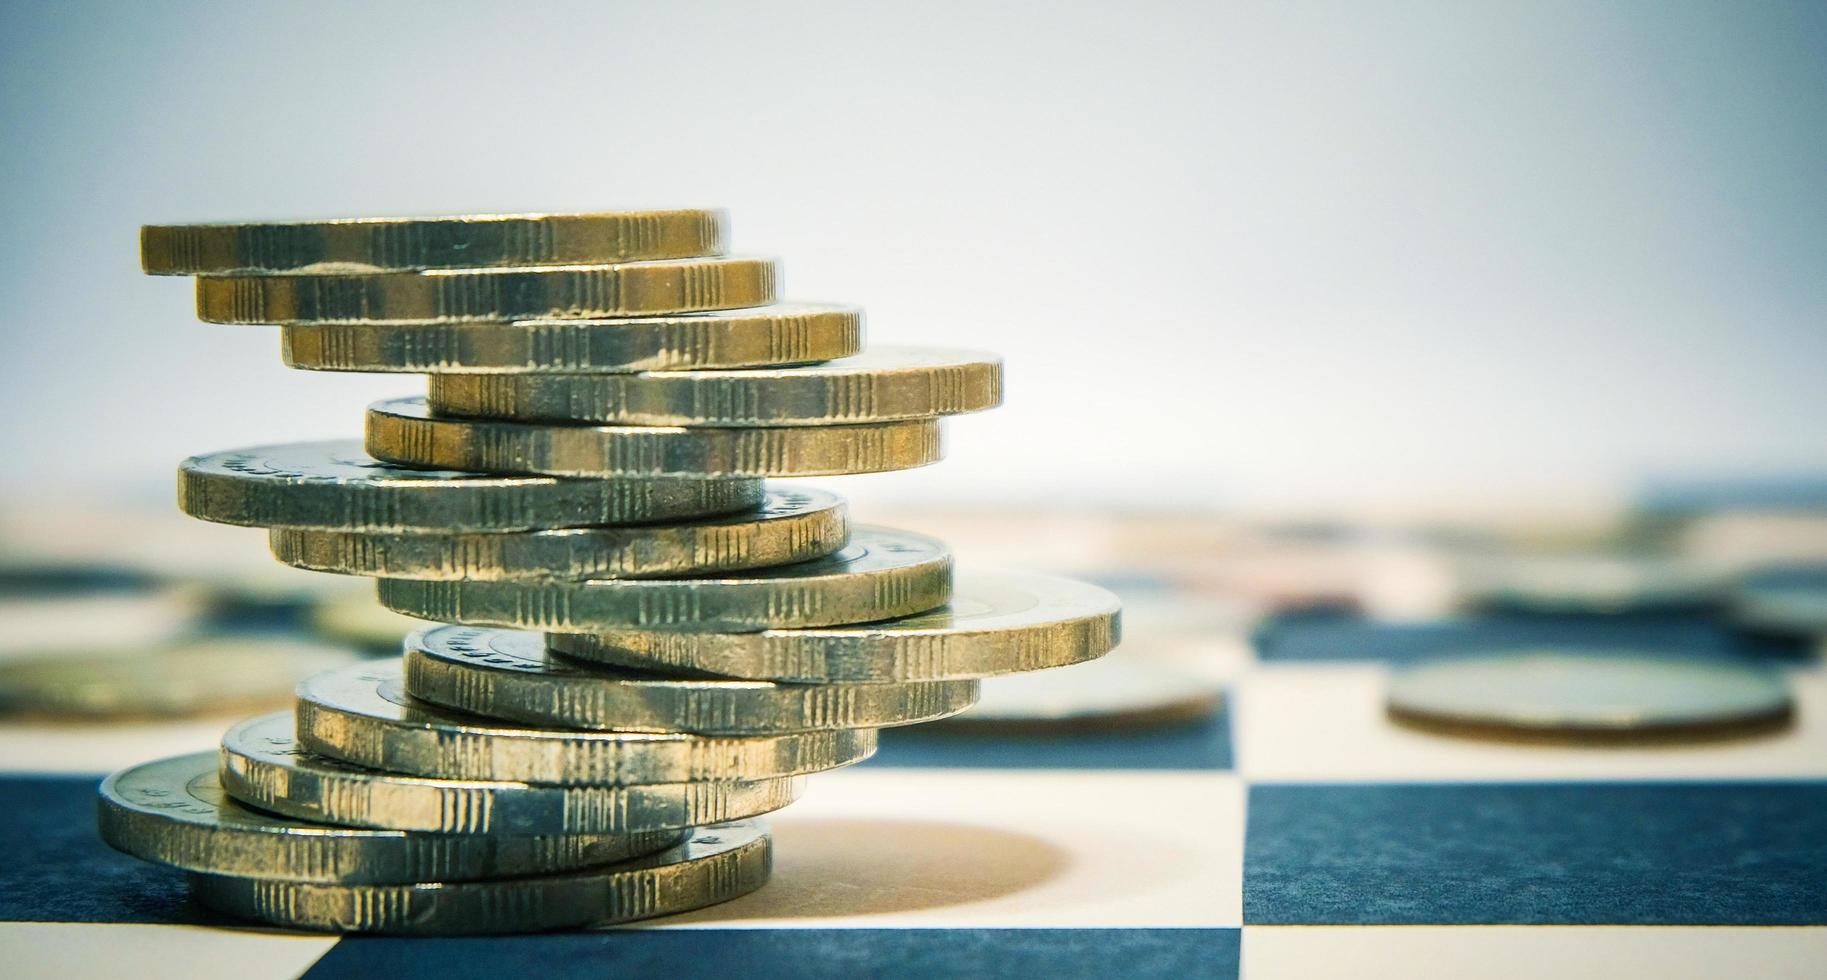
553 568 1121 682
426 346 1003 427
98 752 676 883
180 440 763 531
366 397 942 479
196 256 777 324
187 820 769 934
405 625 979 735
142 209 728 275
297 659 878 783
376 525 951 632
269 488 847 581
219 713 802 834
280 303 862 374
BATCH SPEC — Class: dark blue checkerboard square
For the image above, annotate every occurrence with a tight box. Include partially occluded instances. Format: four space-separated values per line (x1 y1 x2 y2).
1245 782 1827 925
0 773 209 924
1252 610 1810 663
303 928 1239 980
864 703 1231 770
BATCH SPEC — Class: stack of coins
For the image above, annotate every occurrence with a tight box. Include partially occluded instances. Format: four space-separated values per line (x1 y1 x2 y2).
101 210 1122 934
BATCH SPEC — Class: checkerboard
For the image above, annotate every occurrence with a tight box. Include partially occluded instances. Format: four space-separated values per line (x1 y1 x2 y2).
5 608 1824 979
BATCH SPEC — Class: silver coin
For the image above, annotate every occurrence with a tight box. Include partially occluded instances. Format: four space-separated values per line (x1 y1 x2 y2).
179 440 763 532
1386 650 1794 739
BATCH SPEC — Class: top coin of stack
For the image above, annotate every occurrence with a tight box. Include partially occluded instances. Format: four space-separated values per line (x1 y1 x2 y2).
107 208 1120 934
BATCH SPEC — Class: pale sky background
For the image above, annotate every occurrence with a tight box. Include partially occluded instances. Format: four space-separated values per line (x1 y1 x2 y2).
1 1 1822 516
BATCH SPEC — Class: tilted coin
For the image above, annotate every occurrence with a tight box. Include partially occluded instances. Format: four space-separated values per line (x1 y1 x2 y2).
281 303 862 374
187 820 770 935
554 568 1121 682
377 525 952 632
1386 650 1794 740
931 655 1222 733
219 713 803 834
366 397 942 479
269 487 848 581
426 346 1003 427
405 626 978 735
195 256 777 324
180 440 763 532
0 635 362 719
142 209 728 276
1732 566 1827 639
97 752 677 884
297 660 878 783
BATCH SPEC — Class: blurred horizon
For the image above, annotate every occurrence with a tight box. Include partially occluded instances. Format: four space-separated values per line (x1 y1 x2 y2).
3 1 1823 514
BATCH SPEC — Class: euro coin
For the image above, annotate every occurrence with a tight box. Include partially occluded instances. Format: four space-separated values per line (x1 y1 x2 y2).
219 712 803 834
98 752 677 883
553 568 1120 682
297 660 878 784
366 397 942 479
181 440 763 531
142 209 727 275
426 346 1002 427
269 487 847 581
403 625 978 735
376 526 951 632
196 256 777 324
187 819 769 934
281 303 862 374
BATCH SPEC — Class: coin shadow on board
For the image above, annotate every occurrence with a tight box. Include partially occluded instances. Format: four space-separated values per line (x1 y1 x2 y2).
663 819 1071 922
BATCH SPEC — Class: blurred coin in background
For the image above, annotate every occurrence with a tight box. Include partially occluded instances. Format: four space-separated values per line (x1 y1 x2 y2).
1732 565 1827 641
0 562 207 661
1679 510 1827 575
1386 649 1793 742
0 503 353 616
1449 547 1724 615
310 591 425 654
927 654 1224 734
0 634 364 720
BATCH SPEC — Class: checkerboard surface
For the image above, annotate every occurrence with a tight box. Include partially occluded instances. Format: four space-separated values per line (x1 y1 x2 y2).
5 607 1824 979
